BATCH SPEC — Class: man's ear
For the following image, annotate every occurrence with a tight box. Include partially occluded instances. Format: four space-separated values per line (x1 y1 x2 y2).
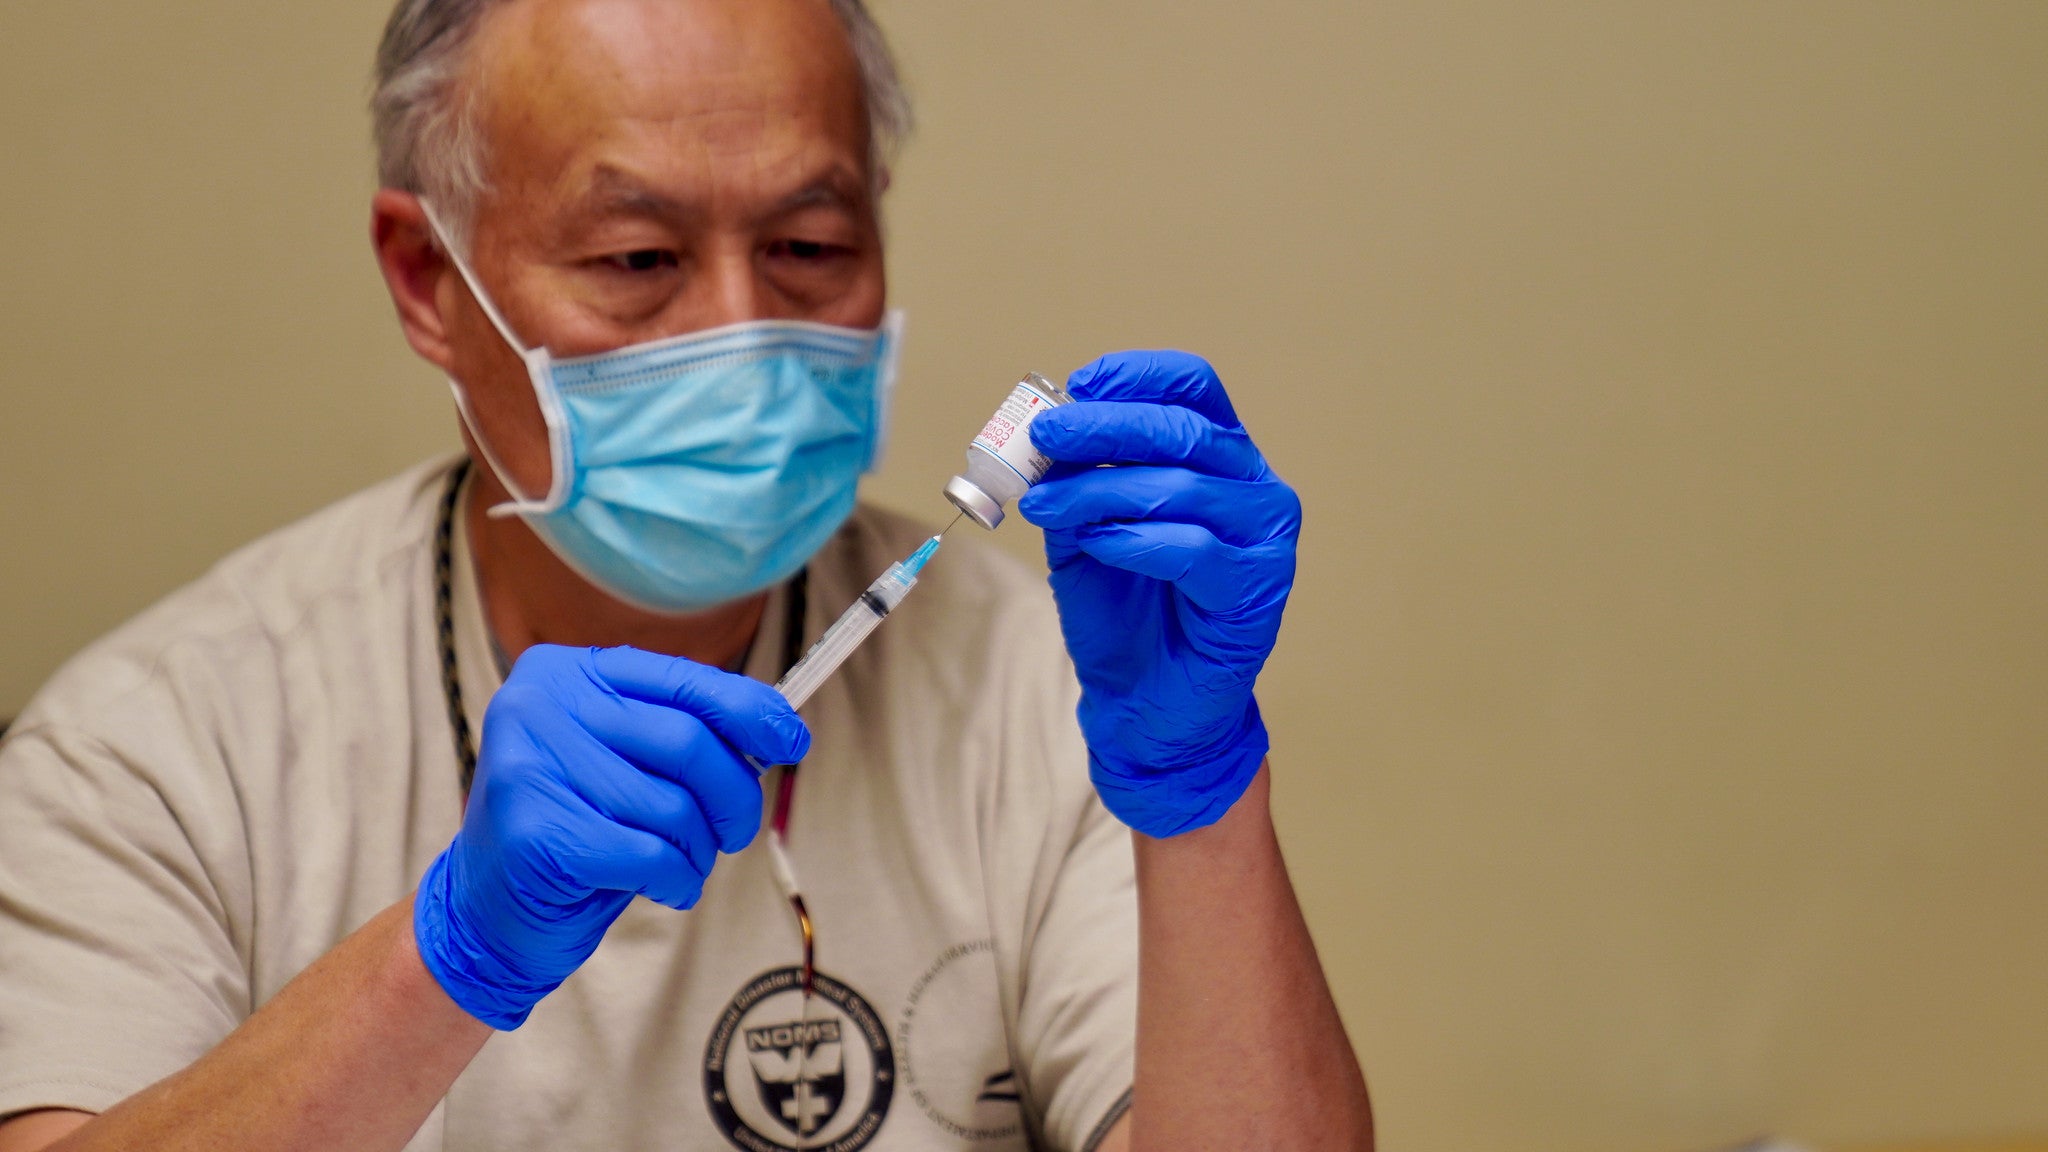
371 188 458 372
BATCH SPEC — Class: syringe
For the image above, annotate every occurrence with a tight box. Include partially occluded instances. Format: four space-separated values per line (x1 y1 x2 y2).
773 532 941 711
750 532 944 1005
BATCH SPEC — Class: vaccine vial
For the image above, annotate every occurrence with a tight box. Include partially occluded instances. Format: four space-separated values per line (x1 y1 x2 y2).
943 372 1075 529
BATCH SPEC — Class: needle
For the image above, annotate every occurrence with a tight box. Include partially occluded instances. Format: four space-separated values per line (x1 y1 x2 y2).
940 510 965 537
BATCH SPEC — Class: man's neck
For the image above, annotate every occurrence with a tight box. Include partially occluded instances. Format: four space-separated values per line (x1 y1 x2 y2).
464 467 769 671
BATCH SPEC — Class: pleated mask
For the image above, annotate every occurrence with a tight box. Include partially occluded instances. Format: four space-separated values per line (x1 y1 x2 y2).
424 205 901 612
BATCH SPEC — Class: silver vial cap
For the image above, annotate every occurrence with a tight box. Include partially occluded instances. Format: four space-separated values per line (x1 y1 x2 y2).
943 475 1006 530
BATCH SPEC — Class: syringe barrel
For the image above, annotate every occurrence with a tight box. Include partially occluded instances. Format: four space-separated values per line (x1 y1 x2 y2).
768 543 935 718
862 563 918 614
774 598 885 711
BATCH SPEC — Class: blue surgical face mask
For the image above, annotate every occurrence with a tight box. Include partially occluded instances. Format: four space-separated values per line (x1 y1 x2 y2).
423 206 902 613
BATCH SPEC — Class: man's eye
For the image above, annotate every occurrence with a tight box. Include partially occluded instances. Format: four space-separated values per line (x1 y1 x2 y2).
768 239 836 261
606 249 678 273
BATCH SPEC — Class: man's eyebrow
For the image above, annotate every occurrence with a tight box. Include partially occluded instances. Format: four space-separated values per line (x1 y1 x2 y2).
767 172 866 217
564 164 868 226
574 165 694 222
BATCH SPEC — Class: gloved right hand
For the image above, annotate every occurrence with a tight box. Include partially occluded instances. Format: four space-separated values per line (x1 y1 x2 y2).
413 644 809 1029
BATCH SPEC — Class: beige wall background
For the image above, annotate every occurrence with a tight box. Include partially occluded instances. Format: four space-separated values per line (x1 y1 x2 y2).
2 2 2044 1149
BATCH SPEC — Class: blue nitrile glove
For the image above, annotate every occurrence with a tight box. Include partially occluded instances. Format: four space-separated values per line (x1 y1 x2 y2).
1019 350 1299 838
414 644 809 1028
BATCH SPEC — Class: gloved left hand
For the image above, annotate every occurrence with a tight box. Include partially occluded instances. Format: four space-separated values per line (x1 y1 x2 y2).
1019 350 1300 838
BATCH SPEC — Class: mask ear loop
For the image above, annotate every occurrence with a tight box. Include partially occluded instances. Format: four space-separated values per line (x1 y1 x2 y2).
417 199 574 518
863 310 906 473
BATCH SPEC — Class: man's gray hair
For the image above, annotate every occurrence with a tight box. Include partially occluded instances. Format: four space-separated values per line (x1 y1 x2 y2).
370 0 912 252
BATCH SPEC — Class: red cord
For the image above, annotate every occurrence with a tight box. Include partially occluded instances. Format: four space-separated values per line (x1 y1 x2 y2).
771 763 800 838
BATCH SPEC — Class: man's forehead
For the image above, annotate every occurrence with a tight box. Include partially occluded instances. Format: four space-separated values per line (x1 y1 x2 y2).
469 0 869 204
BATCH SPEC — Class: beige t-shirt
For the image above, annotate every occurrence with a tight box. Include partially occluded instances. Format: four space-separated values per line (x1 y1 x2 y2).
0 457 1136 1152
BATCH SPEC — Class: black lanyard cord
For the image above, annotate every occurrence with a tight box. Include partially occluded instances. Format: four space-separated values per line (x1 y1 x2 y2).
434 459 479 793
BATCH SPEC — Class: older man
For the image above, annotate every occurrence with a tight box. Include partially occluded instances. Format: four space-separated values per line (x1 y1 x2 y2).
0 1 1369 1150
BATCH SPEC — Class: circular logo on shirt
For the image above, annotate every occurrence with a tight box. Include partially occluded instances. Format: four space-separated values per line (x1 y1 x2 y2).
704 967 894 1152
894 939 1025 1144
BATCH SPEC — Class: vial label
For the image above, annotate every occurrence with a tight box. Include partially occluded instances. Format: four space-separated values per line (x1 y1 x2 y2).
971 380 1060 483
